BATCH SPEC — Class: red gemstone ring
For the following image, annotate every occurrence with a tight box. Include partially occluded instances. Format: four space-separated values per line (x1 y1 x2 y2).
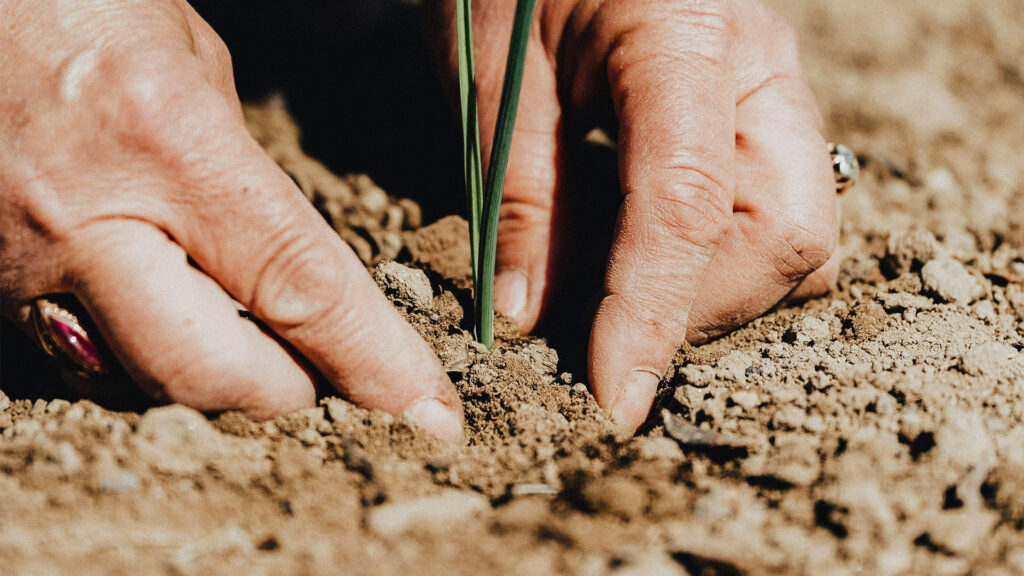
30 297 108 379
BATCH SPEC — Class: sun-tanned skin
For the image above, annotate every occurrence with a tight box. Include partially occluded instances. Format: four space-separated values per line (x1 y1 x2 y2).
0 0 837 438
431 0 839 432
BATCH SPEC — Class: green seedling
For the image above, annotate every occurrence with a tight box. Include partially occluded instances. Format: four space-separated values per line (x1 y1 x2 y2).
457 0 537 348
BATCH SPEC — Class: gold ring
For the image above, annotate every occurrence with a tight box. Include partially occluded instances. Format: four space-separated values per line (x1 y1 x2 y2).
30 296 108 380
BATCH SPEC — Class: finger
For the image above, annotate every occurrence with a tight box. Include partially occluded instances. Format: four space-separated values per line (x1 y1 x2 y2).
177 1 239 103
579 3 739 432
784 251 840 303
67 220 317 418
684 30 839 342
151 97 464 441
477 37 563 331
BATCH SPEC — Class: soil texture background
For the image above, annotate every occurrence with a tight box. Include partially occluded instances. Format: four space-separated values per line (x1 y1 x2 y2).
2 0 1023 574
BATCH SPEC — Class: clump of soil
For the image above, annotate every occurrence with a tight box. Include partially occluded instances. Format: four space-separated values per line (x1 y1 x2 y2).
2 1 1023 574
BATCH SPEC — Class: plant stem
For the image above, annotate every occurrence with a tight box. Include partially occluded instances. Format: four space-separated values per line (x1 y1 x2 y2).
476 0 538 348
455 0 483 288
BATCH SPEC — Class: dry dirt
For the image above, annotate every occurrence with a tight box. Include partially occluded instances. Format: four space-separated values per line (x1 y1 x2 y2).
2 1 1024 574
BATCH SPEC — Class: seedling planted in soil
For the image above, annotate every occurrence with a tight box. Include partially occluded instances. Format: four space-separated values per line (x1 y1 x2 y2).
456 0 537 347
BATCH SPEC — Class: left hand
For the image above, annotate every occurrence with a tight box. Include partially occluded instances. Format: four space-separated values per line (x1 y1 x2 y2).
1 0 464 441
429 0 839 432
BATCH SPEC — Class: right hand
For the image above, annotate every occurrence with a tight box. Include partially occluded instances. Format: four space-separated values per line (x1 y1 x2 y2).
0 0 463 441
428 0 839 433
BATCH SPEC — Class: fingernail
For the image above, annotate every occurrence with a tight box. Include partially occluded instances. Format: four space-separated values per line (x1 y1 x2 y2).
494 269 528 320
404 397 464 443
608 369 660 434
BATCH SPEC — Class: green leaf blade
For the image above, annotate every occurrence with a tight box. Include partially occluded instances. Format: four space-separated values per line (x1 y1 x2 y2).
476 0 539 348
455 0 484 292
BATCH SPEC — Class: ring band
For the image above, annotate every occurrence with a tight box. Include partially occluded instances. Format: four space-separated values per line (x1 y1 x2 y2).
31 296 108 379
829 142 859 194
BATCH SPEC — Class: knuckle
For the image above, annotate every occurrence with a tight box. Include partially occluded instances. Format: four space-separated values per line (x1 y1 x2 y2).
2 176 71 241
105 53 228 155
677 0 739 40
759 6 797 44
498 198 551 234
246 227 351 333
768 213 835 284
610 47 723 107
638 169 732 249
600 0 735 76
601 0 737 37
110 58 184 125
763 9 801 66
204 33 234 72
606 291 684 346
194 32 236 90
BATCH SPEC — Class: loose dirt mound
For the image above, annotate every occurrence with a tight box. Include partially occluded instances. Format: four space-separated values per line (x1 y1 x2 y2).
2 1 1023 574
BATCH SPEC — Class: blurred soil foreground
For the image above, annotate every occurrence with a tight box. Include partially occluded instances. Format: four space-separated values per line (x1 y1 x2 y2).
2 0 1023 574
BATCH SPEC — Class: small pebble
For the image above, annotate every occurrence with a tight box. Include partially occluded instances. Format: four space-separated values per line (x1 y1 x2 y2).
925 167 959 196
934 409 995 507
63 404 85 422
971 300 996 323
509 484 560 497
367 491 489 537
924 510 998 556
133 405 227 475
635 436 684 460
803 413 827 434
357 184 390 215
98 471 141 494
921 257 981 305
771 405 807 431
885 230 940 275
728 390 760 412
961 341 1018 377
742 444 820 487
51 441 83 476
373 261 434 311
677 365 716 388
608 552 689 576
715 351 757 381
784 317 831 346
45 399 71 414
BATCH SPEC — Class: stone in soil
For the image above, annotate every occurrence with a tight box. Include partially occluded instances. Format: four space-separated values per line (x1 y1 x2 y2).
373 260 435 310
366 491 489 537
920 257 982 305
132 405 229 475
959 341 1019 376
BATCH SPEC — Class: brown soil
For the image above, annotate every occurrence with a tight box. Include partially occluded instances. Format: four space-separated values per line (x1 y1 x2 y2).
2 1 1023 574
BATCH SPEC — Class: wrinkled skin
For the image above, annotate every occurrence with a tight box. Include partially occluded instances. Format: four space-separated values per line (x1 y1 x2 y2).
429 0 839 431
0 0 837 437
0 0 463 441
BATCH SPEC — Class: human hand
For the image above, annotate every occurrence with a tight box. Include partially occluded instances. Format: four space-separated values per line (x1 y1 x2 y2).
0 0 463 441
430 0 839 432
